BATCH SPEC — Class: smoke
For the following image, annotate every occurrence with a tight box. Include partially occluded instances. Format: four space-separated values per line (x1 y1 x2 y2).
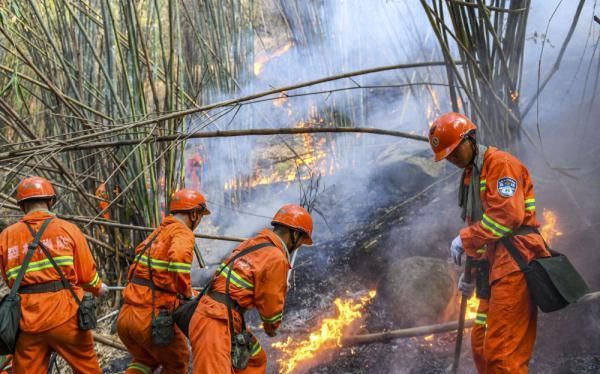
185 1 600 372
187 1 450 264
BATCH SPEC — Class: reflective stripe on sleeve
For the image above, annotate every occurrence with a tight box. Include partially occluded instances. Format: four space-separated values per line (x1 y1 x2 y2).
260 312 283 324
525 198 536 212
217 263 253 289
481 214 512 237
82 272 100 288
134 254 191 274
479 180 487 192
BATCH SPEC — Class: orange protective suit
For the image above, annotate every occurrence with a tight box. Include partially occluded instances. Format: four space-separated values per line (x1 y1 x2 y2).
117 215 195 374
0 210 104 373
460 147 550 373
190 228 291 374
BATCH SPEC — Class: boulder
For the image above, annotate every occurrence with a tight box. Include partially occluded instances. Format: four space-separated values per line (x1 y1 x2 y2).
381 256 459 327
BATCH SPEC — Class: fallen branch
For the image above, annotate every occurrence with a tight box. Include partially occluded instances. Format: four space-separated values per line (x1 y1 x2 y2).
0 127 428 160
342 291 600 346
10 60 458 150
342 319 474 346
61 214 247 242
93 332 127 351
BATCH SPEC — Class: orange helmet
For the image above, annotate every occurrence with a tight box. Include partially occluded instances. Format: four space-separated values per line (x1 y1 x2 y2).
271 204 314 245
16 176 56 203
169 189 210 215
429 112 477 161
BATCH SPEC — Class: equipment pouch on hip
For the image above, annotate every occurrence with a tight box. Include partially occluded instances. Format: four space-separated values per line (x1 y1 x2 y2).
474 260 490 300
77 294 97 331
231 330 253 370
152 309 174 346
0 295 21 355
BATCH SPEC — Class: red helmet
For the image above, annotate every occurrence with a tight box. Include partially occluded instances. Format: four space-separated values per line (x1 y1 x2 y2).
169 189 210 215
429 112 477 161
16 176 56 203
271 204 314 245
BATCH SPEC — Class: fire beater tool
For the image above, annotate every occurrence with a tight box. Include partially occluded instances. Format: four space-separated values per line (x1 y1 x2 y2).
451 256 472 373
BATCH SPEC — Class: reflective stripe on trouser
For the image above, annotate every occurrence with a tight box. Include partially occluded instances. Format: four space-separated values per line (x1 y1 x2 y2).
117 304 189 374
484 272 537 374
471 298 489 374
13 313 100 374
190 296 267 374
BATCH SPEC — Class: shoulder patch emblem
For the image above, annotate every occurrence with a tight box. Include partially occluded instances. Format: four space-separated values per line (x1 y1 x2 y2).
497 177 517 198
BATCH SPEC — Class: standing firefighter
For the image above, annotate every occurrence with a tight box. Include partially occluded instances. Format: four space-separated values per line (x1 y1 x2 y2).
0 176 107 373
429 113 550 373
189 204 313 374
117 189 210 374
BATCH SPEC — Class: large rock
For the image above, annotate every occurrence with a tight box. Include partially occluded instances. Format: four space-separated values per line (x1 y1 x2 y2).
381 256 459 327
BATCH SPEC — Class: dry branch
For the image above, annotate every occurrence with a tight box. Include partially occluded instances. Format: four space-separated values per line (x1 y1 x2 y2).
342 291 600 346
93 332 127 351
0 127 428 160
61 214 246 243
342 319 474 346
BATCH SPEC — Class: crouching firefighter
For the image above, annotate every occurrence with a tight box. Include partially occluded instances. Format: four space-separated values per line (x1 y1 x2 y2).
429 113 551 373
0 176 108 373
117 189 210 374
189 204 314 374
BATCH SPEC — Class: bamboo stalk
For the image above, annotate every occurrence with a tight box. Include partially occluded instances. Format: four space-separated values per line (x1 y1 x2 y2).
0 127 428 160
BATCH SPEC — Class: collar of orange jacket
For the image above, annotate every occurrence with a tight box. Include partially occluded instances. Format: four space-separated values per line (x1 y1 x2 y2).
259 228 291 266
160 215 191 231
20 209 56 223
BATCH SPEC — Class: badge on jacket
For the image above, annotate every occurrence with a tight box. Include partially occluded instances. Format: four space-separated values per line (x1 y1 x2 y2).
497 177 517 197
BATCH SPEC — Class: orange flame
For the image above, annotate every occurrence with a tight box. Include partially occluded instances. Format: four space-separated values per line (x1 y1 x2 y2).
540 209 562 245
273 291 376 374
465 293 479 320
223 110 339 192
254 42 293 76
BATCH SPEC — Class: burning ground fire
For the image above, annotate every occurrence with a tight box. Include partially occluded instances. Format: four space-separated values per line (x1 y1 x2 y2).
273 291 376 374
254 42 293 76
223 109 339 192
540 209 562 245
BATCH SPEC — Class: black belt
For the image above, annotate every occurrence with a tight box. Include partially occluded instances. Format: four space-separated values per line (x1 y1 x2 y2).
208 291 245 314
131 276 176 295
19 280 66 294
511 225 538 236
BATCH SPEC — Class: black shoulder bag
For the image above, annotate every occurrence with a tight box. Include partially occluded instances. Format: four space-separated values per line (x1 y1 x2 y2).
502 226 589 313
0 218 52 354
173 242 272 341
23 221 98 331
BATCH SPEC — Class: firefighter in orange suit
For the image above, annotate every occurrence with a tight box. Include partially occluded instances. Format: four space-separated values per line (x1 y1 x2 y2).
0 176 108 374
429 113 551 373
95 183 111 220
189 204 314 374
117 189 210 374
